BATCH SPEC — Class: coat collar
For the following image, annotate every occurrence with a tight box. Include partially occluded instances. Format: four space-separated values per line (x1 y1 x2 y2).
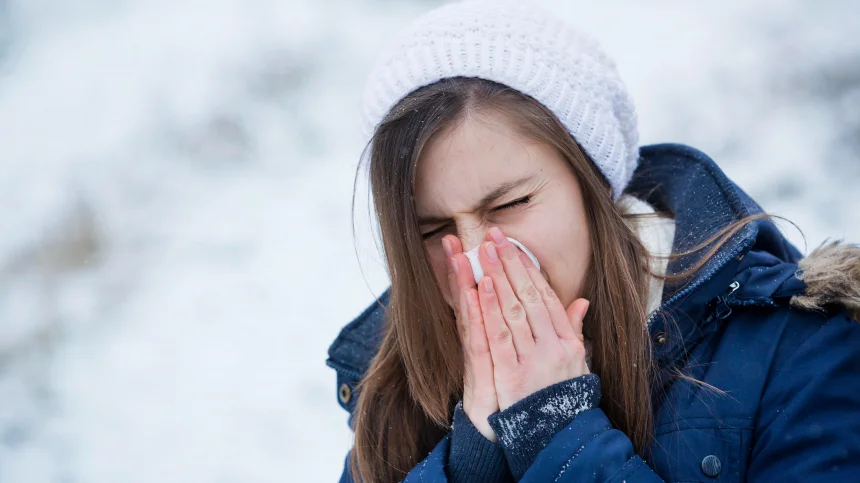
628 144 806 362
629 143 801 302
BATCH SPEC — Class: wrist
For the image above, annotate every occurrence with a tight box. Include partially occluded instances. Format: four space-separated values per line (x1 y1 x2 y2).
463 399 498 442
488 374 601 480
448 401 510 483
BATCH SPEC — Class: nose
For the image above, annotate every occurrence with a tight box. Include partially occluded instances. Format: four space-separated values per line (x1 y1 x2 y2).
458 228 487 254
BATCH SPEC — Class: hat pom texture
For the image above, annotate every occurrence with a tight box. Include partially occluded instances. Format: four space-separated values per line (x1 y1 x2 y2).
360 0 640 200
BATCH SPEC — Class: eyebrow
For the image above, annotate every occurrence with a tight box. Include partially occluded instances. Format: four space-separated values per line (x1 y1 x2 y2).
417 175 536 225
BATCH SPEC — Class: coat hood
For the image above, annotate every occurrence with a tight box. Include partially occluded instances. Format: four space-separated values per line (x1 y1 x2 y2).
628 144 859 324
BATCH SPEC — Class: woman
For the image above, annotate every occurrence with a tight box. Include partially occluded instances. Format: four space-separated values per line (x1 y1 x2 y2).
326 1 860 481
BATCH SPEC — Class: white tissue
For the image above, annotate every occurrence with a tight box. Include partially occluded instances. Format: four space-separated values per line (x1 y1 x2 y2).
463 237 541 284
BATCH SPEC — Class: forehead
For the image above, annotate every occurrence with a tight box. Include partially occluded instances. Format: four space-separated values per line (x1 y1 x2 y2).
414 113 556 214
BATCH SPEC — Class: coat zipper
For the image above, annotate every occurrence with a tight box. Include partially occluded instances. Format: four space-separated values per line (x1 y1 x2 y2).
713 281 741 321
646 236 754 327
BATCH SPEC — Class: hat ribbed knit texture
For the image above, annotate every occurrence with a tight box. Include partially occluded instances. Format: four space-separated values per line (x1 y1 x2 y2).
360 0 640 200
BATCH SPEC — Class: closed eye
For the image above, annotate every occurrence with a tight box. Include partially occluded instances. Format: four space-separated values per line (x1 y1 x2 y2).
495 196 530 212
420 196 531 239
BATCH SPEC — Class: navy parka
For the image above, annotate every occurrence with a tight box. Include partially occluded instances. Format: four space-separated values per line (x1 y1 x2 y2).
326 143 860 482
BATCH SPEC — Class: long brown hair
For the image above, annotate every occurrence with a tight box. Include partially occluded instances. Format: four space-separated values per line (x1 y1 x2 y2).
349 77 754 482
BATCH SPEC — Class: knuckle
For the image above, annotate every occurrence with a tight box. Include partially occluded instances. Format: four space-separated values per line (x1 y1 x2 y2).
521 283 542 304
506 301 525 320
470 338 489 356
493 328 512 344
467 345 484 359
543 287 565 313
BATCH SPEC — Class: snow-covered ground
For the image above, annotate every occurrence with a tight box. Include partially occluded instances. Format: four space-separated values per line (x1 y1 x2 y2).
0 0 857 481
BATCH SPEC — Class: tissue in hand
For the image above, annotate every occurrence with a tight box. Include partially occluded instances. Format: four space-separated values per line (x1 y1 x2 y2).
463 237 540 284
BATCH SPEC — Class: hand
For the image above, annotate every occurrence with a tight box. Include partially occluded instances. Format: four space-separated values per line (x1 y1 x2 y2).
443 234 500 442
475 227 590 410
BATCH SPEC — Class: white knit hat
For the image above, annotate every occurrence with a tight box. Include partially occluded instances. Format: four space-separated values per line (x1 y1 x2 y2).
360 0 640 200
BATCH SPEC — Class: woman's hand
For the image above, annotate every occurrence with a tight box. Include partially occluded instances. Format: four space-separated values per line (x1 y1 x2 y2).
443 234 500 442
475 227 590 410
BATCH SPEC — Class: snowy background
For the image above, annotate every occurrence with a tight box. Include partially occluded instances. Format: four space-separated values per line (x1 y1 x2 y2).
0 0 857 481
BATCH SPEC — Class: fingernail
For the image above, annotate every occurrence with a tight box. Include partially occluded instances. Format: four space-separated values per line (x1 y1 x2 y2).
482 277 494 294
485 242 499 262
450 257 459 275
489 227 506 245
442 238 452 258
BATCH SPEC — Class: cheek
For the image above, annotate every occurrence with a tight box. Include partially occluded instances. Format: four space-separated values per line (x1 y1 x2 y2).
567 237 592 299
426 244 454 306
542 222 592 306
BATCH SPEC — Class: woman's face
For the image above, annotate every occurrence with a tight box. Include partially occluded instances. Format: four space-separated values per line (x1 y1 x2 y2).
414 111 592 310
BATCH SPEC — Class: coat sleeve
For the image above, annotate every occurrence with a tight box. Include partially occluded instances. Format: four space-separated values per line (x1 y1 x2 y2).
335 403 513 482
489 309 860 482
336 438 452 483
746 310 860 481
487 374 665 482
515 409 664 482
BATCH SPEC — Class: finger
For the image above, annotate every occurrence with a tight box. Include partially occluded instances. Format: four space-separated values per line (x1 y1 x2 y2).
464 288 500 416
468 289 498 408
479 241 535 355
465 289 491 360
516 250 577 341
487 227 556 342
444 235 476 290
444 234 464 256
446 254 467 345
565 298 590 342
448 257 469 348
450 252 477 347
477 277 518 368
443 235 474 340
451 254 480 344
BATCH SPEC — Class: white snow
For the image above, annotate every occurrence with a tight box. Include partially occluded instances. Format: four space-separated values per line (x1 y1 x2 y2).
0 0 857 481
539 381 594 419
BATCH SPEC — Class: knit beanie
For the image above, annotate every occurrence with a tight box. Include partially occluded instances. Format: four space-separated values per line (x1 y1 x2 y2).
360 0 640 200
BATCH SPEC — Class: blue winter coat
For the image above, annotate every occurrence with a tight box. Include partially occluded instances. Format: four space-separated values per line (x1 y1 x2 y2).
326 143 860 482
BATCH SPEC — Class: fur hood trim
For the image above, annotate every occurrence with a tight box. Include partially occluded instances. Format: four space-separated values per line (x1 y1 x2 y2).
790 241 860 321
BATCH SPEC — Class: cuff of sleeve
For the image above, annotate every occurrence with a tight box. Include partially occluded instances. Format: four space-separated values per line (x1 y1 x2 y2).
488 374 601 480
447 401 510 483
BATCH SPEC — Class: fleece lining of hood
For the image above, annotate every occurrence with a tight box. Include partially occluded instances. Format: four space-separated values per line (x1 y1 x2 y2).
616 194 676 318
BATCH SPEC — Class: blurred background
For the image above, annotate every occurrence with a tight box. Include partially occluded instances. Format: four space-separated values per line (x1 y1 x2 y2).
0 0 858 481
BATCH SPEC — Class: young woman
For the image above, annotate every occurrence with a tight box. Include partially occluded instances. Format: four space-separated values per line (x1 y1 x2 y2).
326 1 860 481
